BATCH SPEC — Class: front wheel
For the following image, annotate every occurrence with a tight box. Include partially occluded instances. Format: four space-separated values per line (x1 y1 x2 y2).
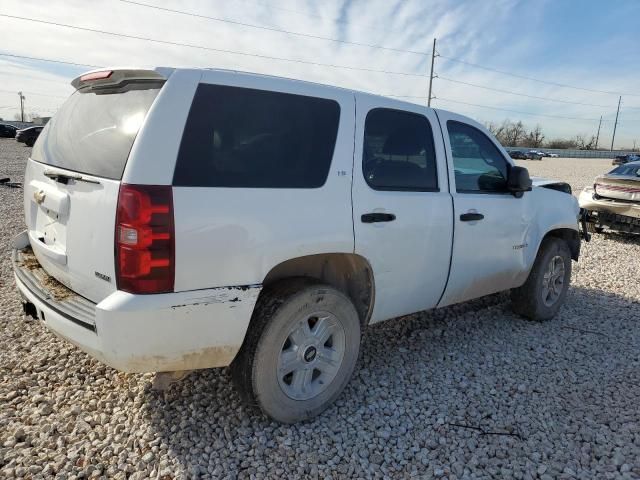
511 237 572 321
231 279 361 423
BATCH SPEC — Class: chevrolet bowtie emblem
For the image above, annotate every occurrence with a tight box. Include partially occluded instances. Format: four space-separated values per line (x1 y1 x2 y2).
34 190 46 205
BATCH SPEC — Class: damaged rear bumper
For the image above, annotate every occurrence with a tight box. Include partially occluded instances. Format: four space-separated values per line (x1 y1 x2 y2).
579 188 640 220
12 230 261 373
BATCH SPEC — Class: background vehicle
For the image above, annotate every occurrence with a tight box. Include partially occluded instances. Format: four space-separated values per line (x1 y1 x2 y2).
547 152 559 157
15 126 43 147
12 67 581 423
509 150 528 159
527 150 543 160
580 161 640 234
612 154 640 165
0 123 17 138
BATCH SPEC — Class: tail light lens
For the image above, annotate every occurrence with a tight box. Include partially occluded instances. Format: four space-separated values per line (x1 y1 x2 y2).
115 184 174 294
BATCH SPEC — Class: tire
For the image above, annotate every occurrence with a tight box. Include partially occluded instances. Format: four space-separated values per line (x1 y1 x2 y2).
510 237 572 321
231 278 361 423
25 139 34 147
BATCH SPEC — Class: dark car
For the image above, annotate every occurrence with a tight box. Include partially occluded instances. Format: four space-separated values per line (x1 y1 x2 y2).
0 123 18 138
612 154 640 165
15 126 43 147
509 150 528 160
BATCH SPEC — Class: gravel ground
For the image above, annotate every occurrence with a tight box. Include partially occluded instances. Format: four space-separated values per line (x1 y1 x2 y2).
1 140 639 479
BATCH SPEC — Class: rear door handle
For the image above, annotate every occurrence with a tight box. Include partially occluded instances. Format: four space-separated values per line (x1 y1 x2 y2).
361 213 396 223
460 212 484 222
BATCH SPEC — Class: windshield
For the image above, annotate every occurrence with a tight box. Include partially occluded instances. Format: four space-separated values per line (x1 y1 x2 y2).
610 164 640 176
32 85 161 179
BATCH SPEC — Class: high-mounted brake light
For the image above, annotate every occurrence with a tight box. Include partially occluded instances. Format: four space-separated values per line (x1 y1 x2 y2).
80 70 113 82
115 184 174 294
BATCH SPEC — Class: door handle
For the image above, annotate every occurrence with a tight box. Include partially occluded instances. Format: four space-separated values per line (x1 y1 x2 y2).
361 213 396 223
460 212 484 222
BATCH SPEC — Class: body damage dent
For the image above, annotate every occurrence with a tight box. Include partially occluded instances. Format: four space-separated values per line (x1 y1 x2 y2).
171 285 261 309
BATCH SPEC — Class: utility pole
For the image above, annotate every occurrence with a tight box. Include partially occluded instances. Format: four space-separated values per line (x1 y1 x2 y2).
427 38 436 107
18 91 25 122
595 115 602 149
610 96 621 151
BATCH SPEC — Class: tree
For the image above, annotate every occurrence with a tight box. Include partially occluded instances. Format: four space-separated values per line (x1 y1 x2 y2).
504 121 526 146
573 135 597 150
12 111 39 122
525 125 545 148
546 138 577 149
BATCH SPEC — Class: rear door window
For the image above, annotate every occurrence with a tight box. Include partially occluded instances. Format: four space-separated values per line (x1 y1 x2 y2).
362 108 438 191
32 85 161 180
173 84 341 188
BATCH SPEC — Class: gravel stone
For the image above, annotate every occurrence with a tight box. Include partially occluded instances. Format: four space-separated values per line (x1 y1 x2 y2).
1 142 639 477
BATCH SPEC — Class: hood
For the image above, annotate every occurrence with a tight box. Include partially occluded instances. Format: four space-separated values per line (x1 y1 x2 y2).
530 176 572 194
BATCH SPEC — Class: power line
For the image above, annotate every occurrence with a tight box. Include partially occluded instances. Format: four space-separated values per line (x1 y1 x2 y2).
0 70 69 85
0 13 427 78
0 88 68 99
436 76 614 108
439 54 640 97
435 97 604 121
118 0 428 56
0 52 99 69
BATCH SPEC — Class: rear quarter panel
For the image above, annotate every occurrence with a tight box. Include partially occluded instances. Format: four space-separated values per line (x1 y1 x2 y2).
170 71 356 290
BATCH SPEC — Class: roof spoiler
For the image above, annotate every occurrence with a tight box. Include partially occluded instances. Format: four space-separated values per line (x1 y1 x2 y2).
71 68 173 91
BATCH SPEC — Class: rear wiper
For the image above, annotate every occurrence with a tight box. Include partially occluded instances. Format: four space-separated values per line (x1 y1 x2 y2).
43 169 100 185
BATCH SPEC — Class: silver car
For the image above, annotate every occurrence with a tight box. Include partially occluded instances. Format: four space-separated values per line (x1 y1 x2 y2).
579 161 640 234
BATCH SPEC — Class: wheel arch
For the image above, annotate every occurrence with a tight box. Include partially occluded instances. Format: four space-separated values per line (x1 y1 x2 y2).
541 227 580 261
261 253 375 327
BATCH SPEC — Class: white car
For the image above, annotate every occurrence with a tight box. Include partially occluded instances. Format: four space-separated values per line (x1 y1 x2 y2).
12 67 581 423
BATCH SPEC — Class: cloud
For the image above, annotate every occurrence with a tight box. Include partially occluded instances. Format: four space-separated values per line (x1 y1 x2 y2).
0 0 638 146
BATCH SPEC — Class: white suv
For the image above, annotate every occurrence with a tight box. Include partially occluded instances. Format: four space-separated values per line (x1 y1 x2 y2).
12 67 581 423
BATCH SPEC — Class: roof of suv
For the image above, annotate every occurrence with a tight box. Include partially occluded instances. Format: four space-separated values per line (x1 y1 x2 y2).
71 66 472 124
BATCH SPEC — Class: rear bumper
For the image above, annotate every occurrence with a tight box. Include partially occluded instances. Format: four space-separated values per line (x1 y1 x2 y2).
12 230 261 373
579 188 640 220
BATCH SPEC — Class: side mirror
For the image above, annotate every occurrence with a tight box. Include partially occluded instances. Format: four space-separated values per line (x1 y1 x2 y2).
508 166 532 197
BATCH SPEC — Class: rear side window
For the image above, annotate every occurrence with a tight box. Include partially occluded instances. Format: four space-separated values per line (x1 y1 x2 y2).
173 84 341 188
362 108 438 191
32 86 161 180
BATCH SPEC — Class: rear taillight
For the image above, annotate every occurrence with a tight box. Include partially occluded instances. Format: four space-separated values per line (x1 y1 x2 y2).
80 70 113 82
115 184 174 294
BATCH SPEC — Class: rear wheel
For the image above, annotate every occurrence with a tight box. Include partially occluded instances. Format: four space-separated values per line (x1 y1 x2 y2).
231 279 361 423
511 237 572 321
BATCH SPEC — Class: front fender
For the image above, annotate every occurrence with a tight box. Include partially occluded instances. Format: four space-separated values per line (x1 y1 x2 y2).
517 187 580 284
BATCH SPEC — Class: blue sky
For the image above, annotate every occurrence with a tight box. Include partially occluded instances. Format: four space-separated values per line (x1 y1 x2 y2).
1 0 639 148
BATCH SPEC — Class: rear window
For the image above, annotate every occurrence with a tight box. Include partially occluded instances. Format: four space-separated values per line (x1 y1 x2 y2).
32 85 161 180
611 164 640 176
173 84 341 188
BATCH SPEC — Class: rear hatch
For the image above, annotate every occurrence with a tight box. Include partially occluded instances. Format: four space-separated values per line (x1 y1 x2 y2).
25 69 166 303
594 174 640 203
